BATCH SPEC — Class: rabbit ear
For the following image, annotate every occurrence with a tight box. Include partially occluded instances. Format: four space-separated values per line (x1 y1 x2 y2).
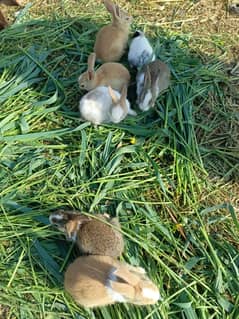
119 85 127 103
87 53 96 81
144 66 151 89
108 86 119 104
103 0 119 20
109 280 135 300
112 267 139 286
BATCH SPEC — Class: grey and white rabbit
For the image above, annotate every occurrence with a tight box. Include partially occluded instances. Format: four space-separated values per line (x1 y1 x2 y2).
64 255 161 308
79 85 136 125
128 30 155 69
136 60 170 111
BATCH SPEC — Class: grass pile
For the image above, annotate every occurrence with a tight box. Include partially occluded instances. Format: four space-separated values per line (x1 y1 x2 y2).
0 1 238 318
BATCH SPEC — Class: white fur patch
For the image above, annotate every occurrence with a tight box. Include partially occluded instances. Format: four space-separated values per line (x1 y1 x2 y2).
142 288 161 301
111 105 125 123
128 33 154 68
136 73 145 97
49 214 63 224
139 90 152 111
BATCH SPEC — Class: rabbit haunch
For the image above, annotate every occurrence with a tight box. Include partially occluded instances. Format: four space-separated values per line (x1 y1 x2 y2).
128 30 155 69
64 255 161 308
94 0 132 62
79 86 136 125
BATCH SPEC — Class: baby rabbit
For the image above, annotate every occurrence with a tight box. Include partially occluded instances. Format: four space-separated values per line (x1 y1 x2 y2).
136 60 170 111
94 0 132 62
128 30 155 69
79 85 136 125
49 210 124 258
64 255 161 308
78 52 130 92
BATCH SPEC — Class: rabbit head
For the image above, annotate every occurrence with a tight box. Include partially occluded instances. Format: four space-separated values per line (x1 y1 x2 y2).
103 0 132 27
108 264 161 305
78 53 98 91
49 210 91 241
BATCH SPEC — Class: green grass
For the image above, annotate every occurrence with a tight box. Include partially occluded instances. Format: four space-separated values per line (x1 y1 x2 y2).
0 1 239 318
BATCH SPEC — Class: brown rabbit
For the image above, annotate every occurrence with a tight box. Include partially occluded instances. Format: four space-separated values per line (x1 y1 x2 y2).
0 0 21 30
64 255 161 308
94 0 132 62
78 52 130 92
49 210 124 258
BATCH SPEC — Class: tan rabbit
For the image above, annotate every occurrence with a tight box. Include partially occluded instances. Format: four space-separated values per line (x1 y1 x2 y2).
49 210 124 258
0 0 21 29
94 0 132 62
64 255 161 308
136 59 170 111
78 52 130 92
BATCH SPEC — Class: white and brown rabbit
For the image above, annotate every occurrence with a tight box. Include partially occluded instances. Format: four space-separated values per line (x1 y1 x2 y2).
94 0 132 62
136 59 170 111
0 0 21 29
49 210 124 258
128 30 155 69
78 52 130 92
79 85 136 125
64 255 161 308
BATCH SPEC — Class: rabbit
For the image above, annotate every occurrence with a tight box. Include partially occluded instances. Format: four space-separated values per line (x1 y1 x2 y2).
49 210 124 258
78 52 130 92
94 0 132 62
79 85 136 125
64 255 161 308
136 59 170 111
128 30 156 69
0 0 21 29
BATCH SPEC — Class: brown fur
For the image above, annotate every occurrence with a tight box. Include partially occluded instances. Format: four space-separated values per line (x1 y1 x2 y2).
0 0 21 30
50 210 124 258
64 255 160 308
78 53 130 92
0 0 21 5
94 0 132 62
0 10 7 29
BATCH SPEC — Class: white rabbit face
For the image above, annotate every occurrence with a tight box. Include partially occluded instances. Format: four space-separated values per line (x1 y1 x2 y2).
111 104 127 123
138 90 153 111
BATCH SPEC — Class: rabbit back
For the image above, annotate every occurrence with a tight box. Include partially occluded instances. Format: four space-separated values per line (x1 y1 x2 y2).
64 255 117 308
128 32 155 68
77 218 124 257
94 25 129 62
97 62 131 92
